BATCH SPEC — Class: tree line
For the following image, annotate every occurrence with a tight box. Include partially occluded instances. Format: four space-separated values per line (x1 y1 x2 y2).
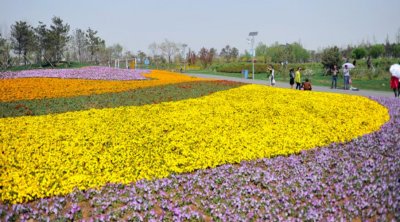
0 16 399 71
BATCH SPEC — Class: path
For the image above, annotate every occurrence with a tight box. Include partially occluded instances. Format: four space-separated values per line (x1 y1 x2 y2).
186 73 394 98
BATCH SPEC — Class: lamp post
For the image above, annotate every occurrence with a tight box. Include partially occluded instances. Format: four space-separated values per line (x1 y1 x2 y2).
248 32 258 80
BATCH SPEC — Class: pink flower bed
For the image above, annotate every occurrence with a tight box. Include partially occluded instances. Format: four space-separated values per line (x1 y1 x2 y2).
0 66 149 80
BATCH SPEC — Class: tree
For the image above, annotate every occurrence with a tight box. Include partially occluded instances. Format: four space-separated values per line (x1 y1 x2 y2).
199 47 209 68
198 47 216 68
351 47 367 59
148 42 159 59
369 44 385 59
187 49 197 66
159 39 179 65
0 34 12 70
110 43 123 59
72 28 87 62
47 16 70 62
265 42 285 63
86 28 105 63
10 21 35 65
289 42 310 63
137 50 146 63
230 47 239 62
321 46 341 70
255 43 269 63
220 45 232 62
240 50 252 62
34 21 48 65
395 27 400 44
392 44 400 57
208 48 216 65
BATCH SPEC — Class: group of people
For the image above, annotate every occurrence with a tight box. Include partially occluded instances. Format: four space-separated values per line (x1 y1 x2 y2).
289 67 312 90
267 63 400 97
330 64 352 90
268 66 312 90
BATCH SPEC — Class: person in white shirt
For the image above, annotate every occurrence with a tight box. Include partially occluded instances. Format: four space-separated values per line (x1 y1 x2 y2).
343 65 350 90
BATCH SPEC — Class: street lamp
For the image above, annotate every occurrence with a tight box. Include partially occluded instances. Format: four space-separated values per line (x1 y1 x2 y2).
248 32 258 80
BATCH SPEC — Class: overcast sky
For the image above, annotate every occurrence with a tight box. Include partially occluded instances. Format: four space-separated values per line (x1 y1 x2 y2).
1 0 400 54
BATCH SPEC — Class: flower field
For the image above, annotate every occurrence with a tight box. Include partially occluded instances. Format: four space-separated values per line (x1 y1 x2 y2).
0 68 399 221
0 66 148 80
0 69 205 102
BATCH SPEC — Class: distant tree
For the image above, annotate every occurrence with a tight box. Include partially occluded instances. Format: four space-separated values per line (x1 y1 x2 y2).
351 47 367 59
230 47 239 62
86 28 105 63
0 34 12 70
384 34 392 57
47 16 70 62
159 39 179 65
137 50 146 62
10 21 36 65
148 42 164 69
395 27 400 44
220 45 232 62
110 43 123 59
72 28 87 62
34 21 48 65
392 44 400 57
240 50 252 62
208 48 216 65
341 45 353 60
199 47 211 68
369 44 385 59
321 46 342 70
265 42 285 63
187 49 197 66
255 43 268 63
289 42 310 63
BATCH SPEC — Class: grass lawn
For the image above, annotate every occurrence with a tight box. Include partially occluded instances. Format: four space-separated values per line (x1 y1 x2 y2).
186 69 392 92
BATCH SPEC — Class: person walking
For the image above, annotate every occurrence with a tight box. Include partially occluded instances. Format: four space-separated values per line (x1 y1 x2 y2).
295 67 302 90
289 68 295 89
343 65 350 90
268 65 275 86
331 65 338 89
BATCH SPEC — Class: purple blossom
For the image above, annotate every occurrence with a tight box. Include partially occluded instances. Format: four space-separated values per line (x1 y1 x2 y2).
0 66 148 80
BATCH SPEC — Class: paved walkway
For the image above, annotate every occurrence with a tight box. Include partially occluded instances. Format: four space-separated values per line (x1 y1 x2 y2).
186 73 394 98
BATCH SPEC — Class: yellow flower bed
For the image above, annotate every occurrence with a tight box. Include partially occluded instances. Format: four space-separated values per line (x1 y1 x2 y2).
0 85 389 203
0 70 204 102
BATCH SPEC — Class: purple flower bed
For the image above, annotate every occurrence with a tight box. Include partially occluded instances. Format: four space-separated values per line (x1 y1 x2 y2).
1 97 399 221
0 66 149 80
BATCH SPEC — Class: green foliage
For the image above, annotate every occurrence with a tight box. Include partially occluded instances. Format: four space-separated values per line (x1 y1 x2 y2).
213 63 269 73
86 28 105 64
0 34 12 70
219 45 239 63
0 81 245 118
255 42 310 63
351 47 367 59
392 44 400 57
10 21 36 65
321 46 342 69
369 44 385 58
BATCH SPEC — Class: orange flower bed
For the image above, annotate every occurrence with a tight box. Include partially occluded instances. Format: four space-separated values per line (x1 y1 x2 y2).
0 70 205 102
